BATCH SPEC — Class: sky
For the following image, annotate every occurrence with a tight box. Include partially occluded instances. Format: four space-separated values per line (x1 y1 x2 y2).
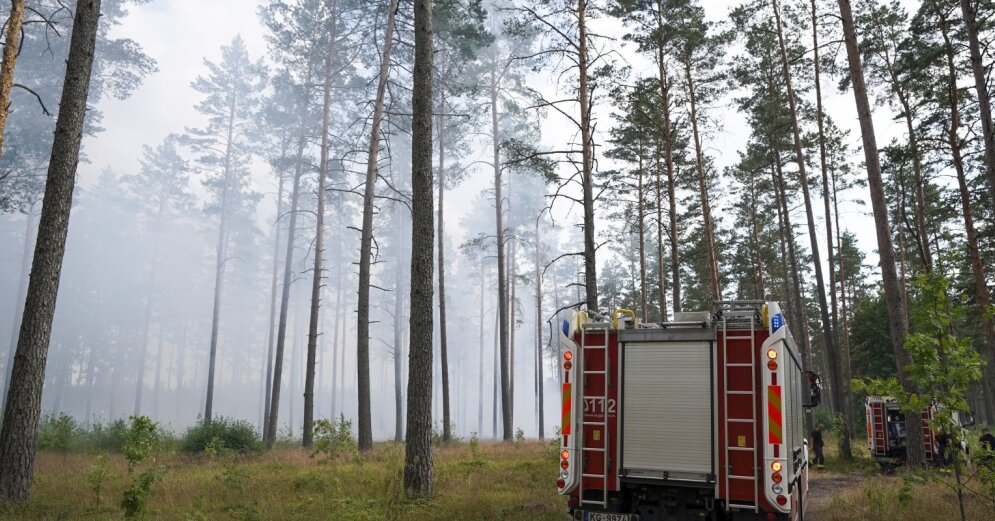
82 0 924 281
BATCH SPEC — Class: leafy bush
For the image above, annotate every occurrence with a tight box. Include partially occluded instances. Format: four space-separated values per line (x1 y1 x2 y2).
37 413 79 453
311 414 355 459
121 469 159 519
85 455 113 506
87 419 130 452
469 431 480 460
123 416 160 472
183 417 261 455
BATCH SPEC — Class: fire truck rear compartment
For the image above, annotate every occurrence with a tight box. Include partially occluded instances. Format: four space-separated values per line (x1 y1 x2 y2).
621 338 714 482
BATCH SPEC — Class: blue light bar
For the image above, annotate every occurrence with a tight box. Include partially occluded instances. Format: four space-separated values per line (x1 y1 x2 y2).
772 312 784 332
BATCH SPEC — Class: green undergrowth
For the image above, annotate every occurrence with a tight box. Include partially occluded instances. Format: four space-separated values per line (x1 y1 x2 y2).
0 440 567 521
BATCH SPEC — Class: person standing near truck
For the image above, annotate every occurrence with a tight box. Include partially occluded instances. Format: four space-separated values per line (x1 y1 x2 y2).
810 424 825 468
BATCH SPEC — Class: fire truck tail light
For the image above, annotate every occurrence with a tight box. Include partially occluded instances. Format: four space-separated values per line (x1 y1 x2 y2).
776 495 788 506
772 472 782 483
766 349 778 360
556 478 565 489
767 360 778 370
771 461 782 472
563 351 573 361
560 460 569 470
564 360 572 370
560 450 569 460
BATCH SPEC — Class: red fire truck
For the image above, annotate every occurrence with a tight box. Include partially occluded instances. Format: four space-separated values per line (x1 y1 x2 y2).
556 300 821 521
865 396 934 468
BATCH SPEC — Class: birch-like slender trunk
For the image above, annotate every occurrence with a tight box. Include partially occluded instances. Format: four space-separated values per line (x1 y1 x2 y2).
3 203 35 404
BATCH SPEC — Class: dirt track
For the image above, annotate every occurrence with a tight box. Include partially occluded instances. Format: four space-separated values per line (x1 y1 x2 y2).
805 471 866 520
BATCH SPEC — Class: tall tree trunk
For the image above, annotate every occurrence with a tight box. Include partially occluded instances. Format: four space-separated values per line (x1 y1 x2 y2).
637 146 647 321
0 0 24 159
578 0 598 311
478 260 485 436
266 72 313 447
509 227 516 422
653 140 667 321
810 0 854 432
357 0 399 453
654 7 680 314
683 56 720 302
330 245 342 419
0 0 99 501
263 147 288 432
878 46 933 270
960 0 995 196
3 203 35 403
772 0 850 459
836 0 920 466
204 52 242 423
404 0 434 497
938 12 995 416
437 77 451 443
535 219 544 438
135 186 167 417
304 4 337 449
490 47 513 442
393 202 406 441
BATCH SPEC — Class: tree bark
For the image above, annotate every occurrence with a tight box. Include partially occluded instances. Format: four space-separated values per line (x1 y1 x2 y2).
654 6 680 315
938 11 995 420
0 0 24 159
836 0 921 466
535 219 545 438
490 46 513 442
404 0 434 497
265 72 312 447
960 0 995 197
637 146 647 321
683 56 720 302
437 77 451 443
772 0 850 459
578 0 598 311
263 145 288 432
304 2 338 449
0 0 100 502
357 0 398 453
204 43 244 423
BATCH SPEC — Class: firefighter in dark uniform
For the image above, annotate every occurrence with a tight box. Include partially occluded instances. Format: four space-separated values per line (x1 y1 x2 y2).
810 424 825 468
980 428 995 469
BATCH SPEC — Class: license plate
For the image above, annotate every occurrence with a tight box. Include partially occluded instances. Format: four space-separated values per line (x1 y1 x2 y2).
583 513 636 521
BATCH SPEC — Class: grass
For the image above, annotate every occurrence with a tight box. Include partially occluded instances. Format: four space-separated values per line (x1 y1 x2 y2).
0 440 568 521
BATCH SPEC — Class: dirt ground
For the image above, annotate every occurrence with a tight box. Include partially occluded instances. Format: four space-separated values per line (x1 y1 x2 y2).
805 470 867 520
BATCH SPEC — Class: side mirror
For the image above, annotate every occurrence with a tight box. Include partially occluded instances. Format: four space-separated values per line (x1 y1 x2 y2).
804 371 822 408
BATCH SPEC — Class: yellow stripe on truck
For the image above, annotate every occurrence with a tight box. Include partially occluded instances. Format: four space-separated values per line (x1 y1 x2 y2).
562 383 572 435
768 385 783 444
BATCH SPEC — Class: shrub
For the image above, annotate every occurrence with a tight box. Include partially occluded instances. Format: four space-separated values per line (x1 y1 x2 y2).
311 414 355 459
183 417 261 455
121 469 159 519
123 416 160 472
37 413 78 453
88 419 129 452
85 455 113 506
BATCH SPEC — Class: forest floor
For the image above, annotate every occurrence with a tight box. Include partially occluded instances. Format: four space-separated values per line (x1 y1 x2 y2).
1 439 992 520
0 440 567 521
